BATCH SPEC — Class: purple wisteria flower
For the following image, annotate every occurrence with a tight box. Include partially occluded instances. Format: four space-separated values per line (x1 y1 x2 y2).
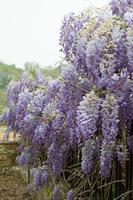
82 138 101 175
67 190 74 200
59 12 88 60
77 91 101 141
30 167 48 191
53 186 61 200
109 0 129 16
124 11 133 25
100 94 119 178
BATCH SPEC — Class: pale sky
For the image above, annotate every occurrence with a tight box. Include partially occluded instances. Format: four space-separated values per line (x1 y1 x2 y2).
0 0 110 68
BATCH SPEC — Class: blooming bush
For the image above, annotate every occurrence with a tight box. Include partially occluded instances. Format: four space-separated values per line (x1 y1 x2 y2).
2 0 133 199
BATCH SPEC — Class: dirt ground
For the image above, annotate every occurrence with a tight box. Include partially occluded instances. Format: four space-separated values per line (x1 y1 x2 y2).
0 139 36 200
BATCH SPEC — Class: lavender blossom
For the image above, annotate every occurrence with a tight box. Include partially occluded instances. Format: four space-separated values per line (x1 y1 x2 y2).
109 0 129 17
59 13 86 60
53 186 61 200
100 94 119 178
81 137 101 175
67 190 74 200
77 91 101 141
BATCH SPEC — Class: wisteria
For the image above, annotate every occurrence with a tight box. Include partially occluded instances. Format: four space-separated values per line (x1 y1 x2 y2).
1 0 133 199
81 137 101 175
31 167 48 192
77 91 101 141
67 190 74 200
53 186 61 200
100 94 119 178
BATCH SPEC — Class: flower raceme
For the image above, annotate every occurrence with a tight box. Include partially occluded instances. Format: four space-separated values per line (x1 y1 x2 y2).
1 0 133 198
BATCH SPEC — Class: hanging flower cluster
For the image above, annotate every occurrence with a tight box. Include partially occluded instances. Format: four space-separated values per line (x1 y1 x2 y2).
1 0 133 198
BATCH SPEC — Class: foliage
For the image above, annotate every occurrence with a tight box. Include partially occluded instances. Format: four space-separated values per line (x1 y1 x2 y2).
24 62 60 79
0 63 23 89
0 90 6 116
43 67 60 79
0 63 23 115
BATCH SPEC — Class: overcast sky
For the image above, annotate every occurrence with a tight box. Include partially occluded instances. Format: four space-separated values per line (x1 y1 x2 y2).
0 0 110 68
